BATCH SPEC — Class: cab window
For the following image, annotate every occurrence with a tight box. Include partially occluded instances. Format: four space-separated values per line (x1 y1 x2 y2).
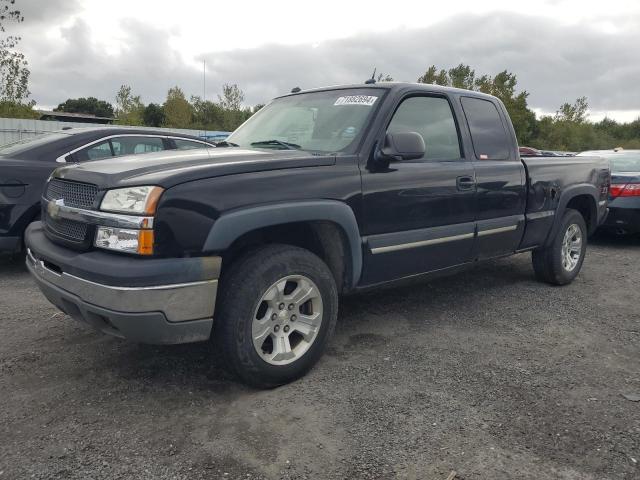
460 97 510 160
387 96 462 161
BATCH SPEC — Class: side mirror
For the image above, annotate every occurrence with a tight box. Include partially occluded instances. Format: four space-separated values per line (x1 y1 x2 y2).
376 132 425 163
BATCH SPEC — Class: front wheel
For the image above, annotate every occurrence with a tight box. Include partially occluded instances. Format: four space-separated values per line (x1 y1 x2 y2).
215 244 338 388
532 208 587 285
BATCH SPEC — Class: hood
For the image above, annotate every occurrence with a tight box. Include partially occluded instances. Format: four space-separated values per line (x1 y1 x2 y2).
53 148 335 189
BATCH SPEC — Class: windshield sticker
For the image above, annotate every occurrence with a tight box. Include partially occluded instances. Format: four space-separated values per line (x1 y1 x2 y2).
334 95 378 106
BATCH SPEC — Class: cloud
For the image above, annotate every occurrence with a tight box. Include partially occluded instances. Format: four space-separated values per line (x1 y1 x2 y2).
13 10 640 119
11 0 81 27
200 13 640 114
17 17 201 108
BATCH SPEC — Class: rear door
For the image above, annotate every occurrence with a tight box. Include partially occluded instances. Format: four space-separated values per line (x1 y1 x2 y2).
459 96 526 259
360 93 477 285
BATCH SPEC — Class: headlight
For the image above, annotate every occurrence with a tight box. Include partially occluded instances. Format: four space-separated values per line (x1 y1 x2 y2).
95 226 154 255
100 186 164 214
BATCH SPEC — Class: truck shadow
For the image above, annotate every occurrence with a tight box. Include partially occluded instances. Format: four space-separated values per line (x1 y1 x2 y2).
108 338 242 393
339 255 535 325
106 254 536 389
589 231 640 249
0 253 26 273
6 250 534 392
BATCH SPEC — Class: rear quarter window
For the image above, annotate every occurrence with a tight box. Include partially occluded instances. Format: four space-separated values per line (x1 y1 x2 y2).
173 139 210 150
461 97 510 160
76 140 113 161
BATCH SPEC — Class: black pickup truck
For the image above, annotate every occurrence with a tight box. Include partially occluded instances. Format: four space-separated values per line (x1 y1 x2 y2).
25 83 610 387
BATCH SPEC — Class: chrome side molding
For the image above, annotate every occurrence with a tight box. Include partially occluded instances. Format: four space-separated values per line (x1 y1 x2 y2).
477 225 518 237
370 232 474 254
370 223 522 254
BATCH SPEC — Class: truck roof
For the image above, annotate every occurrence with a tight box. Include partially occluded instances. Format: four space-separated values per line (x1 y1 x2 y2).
277 82 499 102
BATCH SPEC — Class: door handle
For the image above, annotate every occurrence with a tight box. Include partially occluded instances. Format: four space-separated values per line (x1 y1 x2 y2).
456 176 475 191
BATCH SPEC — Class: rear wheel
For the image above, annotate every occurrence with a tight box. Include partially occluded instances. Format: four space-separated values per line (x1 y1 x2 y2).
532 208 587 285
215 244 338 388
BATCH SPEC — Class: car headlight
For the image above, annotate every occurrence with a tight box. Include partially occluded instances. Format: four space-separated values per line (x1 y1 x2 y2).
100 186 164 214
95 227 154 255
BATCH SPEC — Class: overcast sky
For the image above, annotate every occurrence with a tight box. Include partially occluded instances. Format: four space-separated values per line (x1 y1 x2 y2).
10 0 640 121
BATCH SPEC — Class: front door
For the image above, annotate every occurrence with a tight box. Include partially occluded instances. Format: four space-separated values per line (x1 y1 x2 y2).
360 93 477 285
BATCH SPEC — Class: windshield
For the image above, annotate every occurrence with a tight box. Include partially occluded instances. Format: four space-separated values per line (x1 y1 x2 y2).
0 132 71 157
600 152 640 172
227 89 384 154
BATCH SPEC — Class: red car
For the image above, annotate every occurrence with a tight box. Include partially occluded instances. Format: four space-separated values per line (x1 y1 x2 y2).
519 146 543 157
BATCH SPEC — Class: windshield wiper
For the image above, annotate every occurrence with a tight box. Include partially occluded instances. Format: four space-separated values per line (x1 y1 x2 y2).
250 140 301 150
215 140 239 147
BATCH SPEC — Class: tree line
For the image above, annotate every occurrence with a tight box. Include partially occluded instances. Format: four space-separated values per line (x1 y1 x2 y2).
1 0 638 149
53 83 261 132
415 64 640 151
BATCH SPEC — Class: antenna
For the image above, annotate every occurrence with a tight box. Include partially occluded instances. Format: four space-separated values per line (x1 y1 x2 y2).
365 67 377 84
203 59 207 139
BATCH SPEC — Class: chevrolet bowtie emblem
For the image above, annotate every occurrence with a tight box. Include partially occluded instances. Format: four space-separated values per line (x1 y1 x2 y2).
47 198 65 218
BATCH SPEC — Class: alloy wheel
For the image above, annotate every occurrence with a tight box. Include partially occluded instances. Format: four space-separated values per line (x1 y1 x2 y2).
561 223 583 272
251 275 323 365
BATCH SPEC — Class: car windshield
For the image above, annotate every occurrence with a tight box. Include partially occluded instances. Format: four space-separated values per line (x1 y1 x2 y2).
0 132 70 157
601 152 640 172
579 150 640 173
227 89 384 154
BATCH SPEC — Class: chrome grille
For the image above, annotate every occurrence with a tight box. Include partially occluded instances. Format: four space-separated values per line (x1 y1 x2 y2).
45 179 98 210
44 215 88 242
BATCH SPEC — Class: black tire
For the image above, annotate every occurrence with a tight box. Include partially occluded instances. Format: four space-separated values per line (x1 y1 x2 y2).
215 244 338 388
532 208 587 285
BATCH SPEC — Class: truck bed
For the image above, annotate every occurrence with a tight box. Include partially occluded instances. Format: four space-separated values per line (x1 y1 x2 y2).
522 155 609 215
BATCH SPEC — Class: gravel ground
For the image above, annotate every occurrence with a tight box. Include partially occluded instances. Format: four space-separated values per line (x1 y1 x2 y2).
1 234 639 480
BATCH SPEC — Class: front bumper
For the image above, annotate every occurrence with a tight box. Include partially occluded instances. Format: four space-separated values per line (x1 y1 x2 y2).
25 222 221 344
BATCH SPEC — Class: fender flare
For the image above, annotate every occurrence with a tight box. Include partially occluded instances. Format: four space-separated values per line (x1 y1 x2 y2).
203 200 363 287
545 184 599 245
